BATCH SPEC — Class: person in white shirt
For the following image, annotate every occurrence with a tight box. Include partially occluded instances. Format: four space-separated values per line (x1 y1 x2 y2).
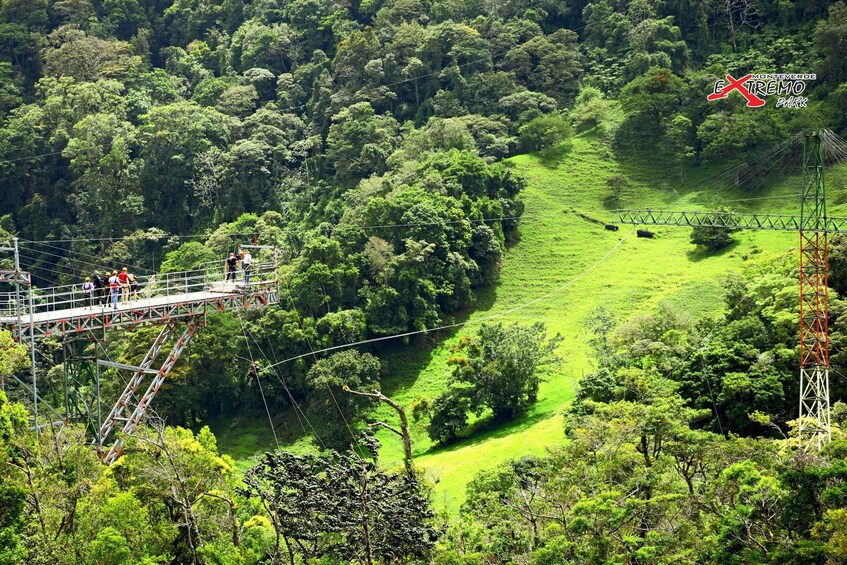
241 250 253 283
82 277 95 308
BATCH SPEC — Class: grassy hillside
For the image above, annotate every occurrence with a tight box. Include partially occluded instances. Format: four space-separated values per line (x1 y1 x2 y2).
215 132 847 510
371 133 847 510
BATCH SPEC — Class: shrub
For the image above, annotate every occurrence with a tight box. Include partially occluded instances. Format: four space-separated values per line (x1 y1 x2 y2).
518 113 573 154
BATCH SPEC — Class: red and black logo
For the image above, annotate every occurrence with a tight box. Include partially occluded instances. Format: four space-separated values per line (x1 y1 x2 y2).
708 73 815 108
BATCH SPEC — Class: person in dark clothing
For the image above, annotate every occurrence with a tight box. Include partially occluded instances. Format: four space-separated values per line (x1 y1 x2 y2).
226 252 238 282
92 271 105 306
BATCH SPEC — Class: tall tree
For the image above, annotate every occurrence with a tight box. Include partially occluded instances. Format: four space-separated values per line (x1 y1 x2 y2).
305 350 382 449
63 113 142 239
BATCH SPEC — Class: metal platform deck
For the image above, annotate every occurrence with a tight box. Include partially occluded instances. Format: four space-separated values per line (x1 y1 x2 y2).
0 257 281 462
0 263 279 339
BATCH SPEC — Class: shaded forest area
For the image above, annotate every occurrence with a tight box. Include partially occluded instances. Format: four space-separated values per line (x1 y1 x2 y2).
3 0 847 562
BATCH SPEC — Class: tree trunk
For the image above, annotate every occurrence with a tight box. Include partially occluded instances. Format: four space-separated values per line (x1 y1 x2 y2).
360 463 374 565
345 388 415 478
639 433 652 540
727 0 737 50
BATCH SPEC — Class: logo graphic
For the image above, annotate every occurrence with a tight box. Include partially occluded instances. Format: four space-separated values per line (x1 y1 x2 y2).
707 74 765 107
708 73 815 108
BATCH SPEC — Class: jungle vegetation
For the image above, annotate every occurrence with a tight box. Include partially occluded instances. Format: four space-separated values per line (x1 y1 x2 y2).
2 0 847 562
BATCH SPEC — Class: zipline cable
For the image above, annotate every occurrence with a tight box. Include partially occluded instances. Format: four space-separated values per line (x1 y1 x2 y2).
232 310 281 453
233 308 327 449
0 150 65 164
264 227 635 371
22 232 258 245
19 246 150 280
714 194 802 204
278 274 366 454
676 134 799 195
21 240 153 274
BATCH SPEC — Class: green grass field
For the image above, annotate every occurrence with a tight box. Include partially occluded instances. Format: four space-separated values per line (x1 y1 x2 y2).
213 131 847 512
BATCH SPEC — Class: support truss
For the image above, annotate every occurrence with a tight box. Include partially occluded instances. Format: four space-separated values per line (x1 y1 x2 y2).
798 130 831 450
616 129 835 450
6 285 278 341
617 209 847 233
63 336 101 439
0 270 30 284
0 255 280 459
97 319 199 464
616 210 847 232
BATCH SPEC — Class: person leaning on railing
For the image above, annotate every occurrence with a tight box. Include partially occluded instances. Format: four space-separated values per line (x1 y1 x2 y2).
128 271 139 299
142 274 157 299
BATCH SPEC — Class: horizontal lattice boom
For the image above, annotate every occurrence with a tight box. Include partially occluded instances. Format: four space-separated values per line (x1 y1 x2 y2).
617 209 847 232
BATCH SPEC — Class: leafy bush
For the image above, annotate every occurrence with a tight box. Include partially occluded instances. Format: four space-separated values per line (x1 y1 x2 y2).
159 241 217 273
410 397 431 422
428 322 562 443
305 350 382 449
572 86 612 131
427 392 470 444
518 113 573 155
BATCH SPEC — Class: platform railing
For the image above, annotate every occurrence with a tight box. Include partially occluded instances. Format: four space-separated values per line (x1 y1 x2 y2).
0 262 277 320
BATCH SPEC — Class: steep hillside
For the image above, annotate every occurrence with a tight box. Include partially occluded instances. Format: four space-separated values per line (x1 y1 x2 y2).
213 130 847 500
211 131 847 510
363 132 847 510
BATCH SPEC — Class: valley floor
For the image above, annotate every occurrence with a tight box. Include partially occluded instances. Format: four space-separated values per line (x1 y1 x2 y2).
215 133 842 512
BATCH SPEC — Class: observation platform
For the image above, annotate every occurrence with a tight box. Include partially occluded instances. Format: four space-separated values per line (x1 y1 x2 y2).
0 263 279 340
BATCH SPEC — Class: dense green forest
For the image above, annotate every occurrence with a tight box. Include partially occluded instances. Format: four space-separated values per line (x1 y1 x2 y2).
3 0 847 562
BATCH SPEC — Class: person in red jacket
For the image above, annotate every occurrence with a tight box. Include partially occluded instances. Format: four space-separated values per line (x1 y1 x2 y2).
118 267 130 302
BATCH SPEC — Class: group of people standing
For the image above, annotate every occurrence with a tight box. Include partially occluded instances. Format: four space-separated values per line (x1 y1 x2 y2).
82 268 138 309
79 250 252 311
226 250 253 283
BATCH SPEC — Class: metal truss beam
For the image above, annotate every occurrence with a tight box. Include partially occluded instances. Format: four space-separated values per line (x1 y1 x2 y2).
617 209 847 232
5 285 278 341
616 130 834 450
798 130 831 450
0 270 30 285
97 359 159 374
0 253 280 455
63 336 101 439
97 321 177 459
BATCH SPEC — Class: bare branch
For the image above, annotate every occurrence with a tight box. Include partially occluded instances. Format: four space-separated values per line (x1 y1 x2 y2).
368 421 402 437
344 387 414 478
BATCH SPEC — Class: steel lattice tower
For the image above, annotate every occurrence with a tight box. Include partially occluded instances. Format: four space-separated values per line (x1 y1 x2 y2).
618 128 847 450
798 130 831 450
